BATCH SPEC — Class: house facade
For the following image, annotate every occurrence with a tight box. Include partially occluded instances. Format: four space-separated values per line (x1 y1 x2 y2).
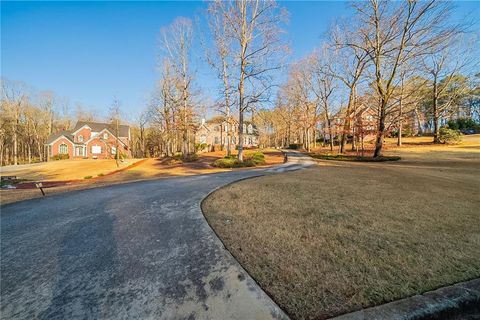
195 117 259 152
326 105 378 142
46 121 131 159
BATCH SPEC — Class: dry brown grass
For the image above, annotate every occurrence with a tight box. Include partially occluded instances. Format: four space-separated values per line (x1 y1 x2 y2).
0 149 283 205
202 136 480 319
0 158 143 181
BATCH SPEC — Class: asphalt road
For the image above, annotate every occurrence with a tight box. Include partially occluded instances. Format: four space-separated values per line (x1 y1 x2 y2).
1 153 313 320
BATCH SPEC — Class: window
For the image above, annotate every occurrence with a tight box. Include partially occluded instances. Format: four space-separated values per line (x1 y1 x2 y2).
200 135 207 144
92 145 102 154
367 115 373 121
232 136 236 144
103 132 108 139
242 124 246 133
214 136 220 144
247 124 253 134
78 135 84 142
59 143 68 154
111 146 117 155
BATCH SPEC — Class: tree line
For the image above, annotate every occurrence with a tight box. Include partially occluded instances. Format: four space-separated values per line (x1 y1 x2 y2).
2 0 479 166
254 0 479 156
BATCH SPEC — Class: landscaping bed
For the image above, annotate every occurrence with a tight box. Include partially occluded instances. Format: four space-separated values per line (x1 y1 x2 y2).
213 151 266 168
202 149 480 319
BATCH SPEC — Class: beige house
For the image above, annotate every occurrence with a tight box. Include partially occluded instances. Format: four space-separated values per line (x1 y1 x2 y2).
195 117 259 152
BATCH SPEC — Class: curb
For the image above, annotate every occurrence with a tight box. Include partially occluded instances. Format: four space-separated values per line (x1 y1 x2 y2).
331 278 480 320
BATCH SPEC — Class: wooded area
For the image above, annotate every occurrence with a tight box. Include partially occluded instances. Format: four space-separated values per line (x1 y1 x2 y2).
1 0 478 166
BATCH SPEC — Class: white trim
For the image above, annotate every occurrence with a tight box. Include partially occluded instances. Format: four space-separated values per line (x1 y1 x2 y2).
46 135 75 146
84 128 127 147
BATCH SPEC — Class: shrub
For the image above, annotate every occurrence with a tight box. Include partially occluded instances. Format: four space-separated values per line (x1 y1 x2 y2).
195 143 209 152
166 153 199 164
251 152 266 165
438 127 461 144
184 153 199 162
97 173 104 177
84 175 93 179
51 154 69 161
213 157 255 168
447 118 480 132
173 153 198 162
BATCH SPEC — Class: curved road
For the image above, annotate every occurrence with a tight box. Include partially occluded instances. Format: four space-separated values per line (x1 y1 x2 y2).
1 153 313 320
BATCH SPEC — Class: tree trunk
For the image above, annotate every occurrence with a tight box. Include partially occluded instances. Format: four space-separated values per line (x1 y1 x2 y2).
340 86 355 153
397 96 403 146
13 116 18 166
432 75 441 144
373 100 386 158
327 120 333 151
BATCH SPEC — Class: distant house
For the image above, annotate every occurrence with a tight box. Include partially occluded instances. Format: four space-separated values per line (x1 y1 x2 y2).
45 121 131 159
195 117 259 152
326 105 378 142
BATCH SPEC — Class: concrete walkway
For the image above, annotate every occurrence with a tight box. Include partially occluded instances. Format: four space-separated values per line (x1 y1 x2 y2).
1 152 312 320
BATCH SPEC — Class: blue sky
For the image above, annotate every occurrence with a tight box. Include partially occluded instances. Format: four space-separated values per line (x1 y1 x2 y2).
2 1 478 119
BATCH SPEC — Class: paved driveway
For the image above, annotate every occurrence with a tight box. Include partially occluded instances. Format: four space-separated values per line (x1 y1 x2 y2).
1 153 313 320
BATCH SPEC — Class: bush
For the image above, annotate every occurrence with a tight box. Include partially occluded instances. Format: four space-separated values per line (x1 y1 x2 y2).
169 153 199 163
84 175 93 179
213 152 265 168
195 143 209 152
213 157 255 168
447 118 480 132
289 143 303 150
97 173 104 177
251 152 266 165
51 154 69 161
438 127 462 144
184 153 199 162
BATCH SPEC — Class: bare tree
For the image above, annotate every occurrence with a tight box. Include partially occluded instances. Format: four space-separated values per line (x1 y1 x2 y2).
1 79 29 165
330 21 369 153
311 50 337 151
206 3 236 156
208 0 287 161
353 0 457 157
109 97 122 167
421 40 471 142
160 17 196 159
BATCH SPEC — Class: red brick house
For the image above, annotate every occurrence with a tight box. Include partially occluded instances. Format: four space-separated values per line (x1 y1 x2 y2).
46 121 131 159
327 105 378 142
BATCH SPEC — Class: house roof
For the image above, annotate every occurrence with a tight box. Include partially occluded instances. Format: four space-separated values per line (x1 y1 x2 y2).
73 121 130 137
46 121 130 145
46 131 74 144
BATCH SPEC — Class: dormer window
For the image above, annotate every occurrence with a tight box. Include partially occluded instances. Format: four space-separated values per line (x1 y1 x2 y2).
103 132 108 140
78 135 84 142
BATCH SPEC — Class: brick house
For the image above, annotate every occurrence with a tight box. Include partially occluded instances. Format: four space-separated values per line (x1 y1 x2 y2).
195 117 259 152
45 121 131 159
325 105 378 142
